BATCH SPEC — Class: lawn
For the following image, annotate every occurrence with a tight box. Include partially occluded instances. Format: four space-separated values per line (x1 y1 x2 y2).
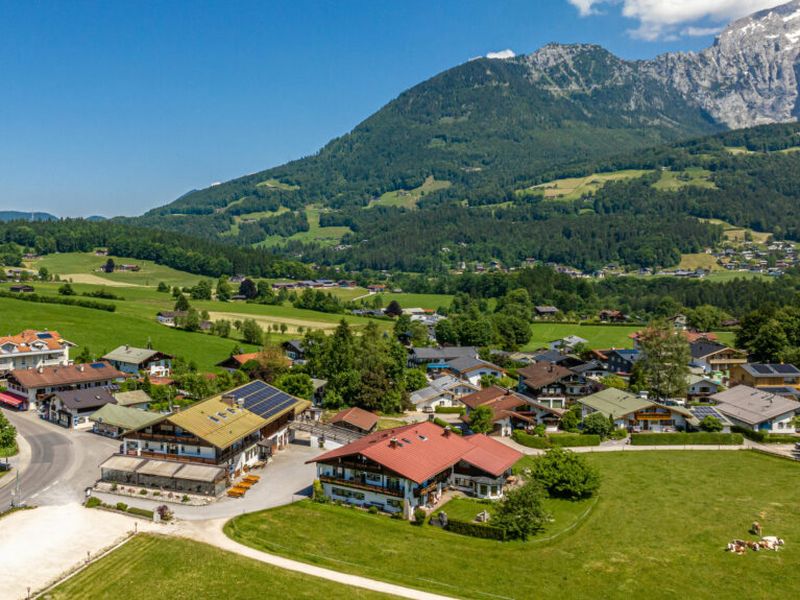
46 534 387 599
652 167 717 191
524 322 641 350
530 170 650 201
372 292 453 311
368 176 451 209
225 452 800 599
678 253 721 271
27 252 202 288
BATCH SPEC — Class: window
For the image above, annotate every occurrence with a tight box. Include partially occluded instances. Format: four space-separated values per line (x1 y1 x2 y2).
331 487 365 500
386 499 403 509
479 484 488 496
364 472 382 484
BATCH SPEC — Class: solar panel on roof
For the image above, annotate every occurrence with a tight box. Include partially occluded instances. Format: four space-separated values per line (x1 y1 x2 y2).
751 364 772 374
231 381 265 398
36 333 52 339
90 362 106 369
773 364 799 374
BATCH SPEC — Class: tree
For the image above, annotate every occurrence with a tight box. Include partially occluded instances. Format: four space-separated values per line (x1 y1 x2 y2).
241 319 264 345
104 258 115 273
240 344 289 383
435 319 459 345
750 319 790 362
74 346 93 363
599 375 626 390
274 373 314 399
0 411 17 450
58 283 75 296
531 447 600 500
38 266 49 281
699 415 723 432
403 369 428 392
581 412 612 437
384 299 403 318
687 305 730 332
560 405 581 432
635 320 690 401
468 405 495 434
157 281 169 293
182 307 201 332
174 293 190 312
191 279 213 300
239 278 258 300
216 276 232 302
212 320 232 337
492 480 548 541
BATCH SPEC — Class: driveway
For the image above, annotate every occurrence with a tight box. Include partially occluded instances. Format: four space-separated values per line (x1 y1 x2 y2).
0 408 118 510
92 440 323 520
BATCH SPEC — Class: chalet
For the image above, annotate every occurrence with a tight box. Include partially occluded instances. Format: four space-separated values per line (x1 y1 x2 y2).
730 364 800 389
40 387 117 429
408 346 478 369
409 375 479 411
630 329 716 350
570 359 610 380
445 356 506 386
598 309 626 323
90 404 163 438
4 362 125 411
517 361 595 404
605 349 641 375
686 374 723 401
156 311 187 326
338 280 358 288
216 352 263 371
460 386 565 435
102 345 173 376
689 340 747 374
548 335 588 352
578 388 696 432
329 407 379 435
309 421 522 515
282 339 305 361
9 284 34 293
532 350 585 369
367 284 386 293
688 405 733 433
117 264 140 272
0 329 72 374
710 386 800 433
534 305 559 318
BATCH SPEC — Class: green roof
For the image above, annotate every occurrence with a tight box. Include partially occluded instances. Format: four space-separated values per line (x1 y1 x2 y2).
578 388 653 419
89 404 163 431
114 390 152 407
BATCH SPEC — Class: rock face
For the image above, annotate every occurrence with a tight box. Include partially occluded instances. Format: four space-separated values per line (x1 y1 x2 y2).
518 0 800 129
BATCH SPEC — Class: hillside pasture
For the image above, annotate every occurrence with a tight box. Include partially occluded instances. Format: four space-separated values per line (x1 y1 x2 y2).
652 167 717 191
530 169 650 201
368 176 451 209
258 205 351 248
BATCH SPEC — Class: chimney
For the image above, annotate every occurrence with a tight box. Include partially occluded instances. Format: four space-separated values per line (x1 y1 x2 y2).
78 365 85 372
389 437 398 448
37 366 43 374
221 394 236 407
443 426 451 437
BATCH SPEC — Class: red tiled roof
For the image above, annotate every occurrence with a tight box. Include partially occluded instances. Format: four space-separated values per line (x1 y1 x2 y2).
460 386 510 409
8 362 125 389
0 329 69 353
461 434 523 477
308 421 521 483
329 407 379 431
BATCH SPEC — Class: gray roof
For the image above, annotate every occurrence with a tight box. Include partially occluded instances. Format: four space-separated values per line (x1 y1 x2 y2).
410 346 478 362
50 387 116 410
102 345 161 365
739 363 800 378
711 385 800 425
113 389 152 407
410 375 477 405
447 356 502 374
571 360 603 374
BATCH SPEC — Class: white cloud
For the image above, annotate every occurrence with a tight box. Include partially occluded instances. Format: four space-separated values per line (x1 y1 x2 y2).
568 0 790 40
486 49 516 59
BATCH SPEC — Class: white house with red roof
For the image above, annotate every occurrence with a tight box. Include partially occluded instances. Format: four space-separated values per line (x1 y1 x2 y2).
308 421 522 516
0 329 73 374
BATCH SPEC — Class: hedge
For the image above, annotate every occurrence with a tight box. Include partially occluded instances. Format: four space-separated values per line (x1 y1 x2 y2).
731 426 797 444
445 518 507 541
0 290 116 312
433 417 462 434
512 430 600 448
126 506 155 519
630 432 743 446
435 406 465 415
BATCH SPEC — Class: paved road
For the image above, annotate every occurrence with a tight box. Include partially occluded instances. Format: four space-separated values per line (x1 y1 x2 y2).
0 408 117 510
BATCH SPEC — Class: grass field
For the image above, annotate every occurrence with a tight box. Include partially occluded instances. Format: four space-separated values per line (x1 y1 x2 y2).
678 253 720 271
702 218 772 244
27 252 202 288
531 170 650 201
652 167 717 191
369 176 451 209
258 205 352 248
225 452 800 599
47 534 386 599
372 292 453 311
524 323 641 350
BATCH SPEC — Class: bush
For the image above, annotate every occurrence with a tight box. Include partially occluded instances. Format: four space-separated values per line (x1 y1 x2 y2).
512 430 551 449
312 479 329 503
139 489 148 495
731 426 796 444
492 480 549 541
156 505 174 522
412 507 427 525
433 417 462 434
610 428 628 440
446 518 507 541
115 502 128 511
699 415 723 432
630 432 743 446
549 434 601 447
368 505 379 514
126 507 154 519
532 423 546 437
434 406 465 415
530 447 600 500
85 496 102 508
581 412 612 438
181 495 190 503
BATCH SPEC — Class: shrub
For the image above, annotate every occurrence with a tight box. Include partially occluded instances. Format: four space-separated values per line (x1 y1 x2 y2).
110 483 118 492
530 447 600 500
85 496 102 508
492 480 549 541
312 479 329 503
126 507 154 519
115 502 128 511
434 406 465 415
630 432 743 446
153 491 161 497
446 518 507 541
181 495 190 503
433 417 462 434
731 426 796 444
581 412 612 438
368 505 379 514
412 507 427 525
548 433 601 447
610 428 628 440
532 423 546 437
138 489 148 495
512 430 551 449
156 505 174 522
699 415 723 432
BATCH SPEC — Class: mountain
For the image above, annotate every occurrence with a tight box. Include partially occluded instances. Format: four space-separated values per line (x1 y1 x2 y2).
127 0 800 271
0 211 57 222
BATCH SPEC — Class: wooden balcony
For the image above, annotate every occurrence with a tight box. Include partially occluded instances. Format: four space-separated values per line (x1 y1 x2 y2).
319 475 403 497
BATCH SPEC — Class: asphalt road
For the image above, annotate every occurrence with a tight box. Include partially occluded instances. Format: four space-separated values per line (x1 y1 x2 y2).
0 408 117 510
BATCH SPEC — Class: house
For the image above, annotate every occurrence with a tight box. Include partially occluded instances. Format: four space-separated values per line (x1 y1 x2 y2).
156 311 187 326
409 375 479 411
9 284 34 293
367 284 386 293
548 335 588 352
730 364 800 389
534 305 559 318
99 454 228 497
688 405 733 433
4 362 125 411
579 388 696 432
444 356 506 386
686 374 723 401
689 340 747 374
0 329 73 374
113 389 152 410
40 387 117 429
605 349 641 375
710 386 800 433
90 403 163 438
570 360 610 380
329 407 379 435
216 352 262 372
102 345 173 376
408 346 478 369
282 339 305 362
531 350 585 369
308 421 522 515
460 386 565 435
517 361 594 405
599 309 626 323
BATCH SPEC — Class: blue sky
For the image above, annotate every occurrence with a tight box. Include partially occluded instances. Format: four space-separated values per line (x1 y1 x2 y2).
0 0 777 217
